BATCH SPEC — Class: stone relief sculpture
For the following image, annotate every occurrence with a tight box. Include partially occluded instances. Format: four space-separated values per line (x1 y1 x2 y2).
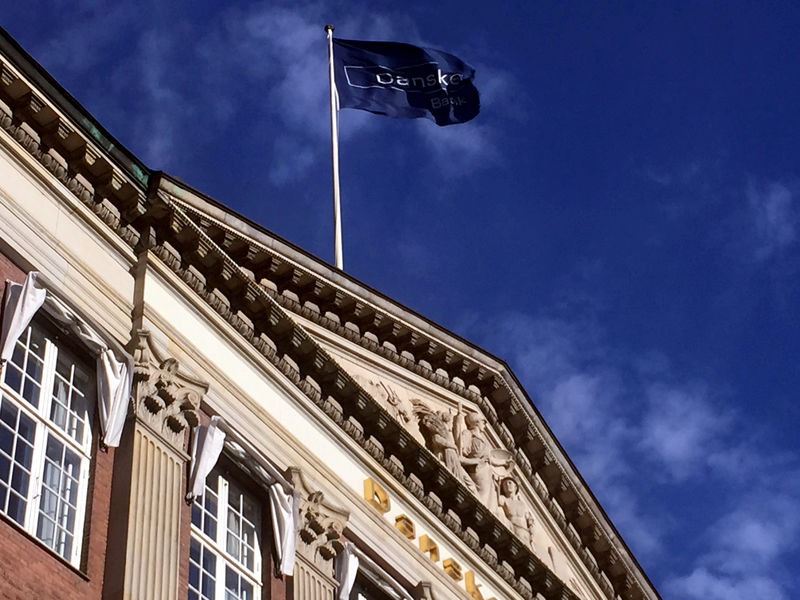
411 400 475 492
348 372 412 425
411 399 516 514
338 369 553 555
455 407 514 513
498 477 536 547
378 380 410 424
310 360 593 585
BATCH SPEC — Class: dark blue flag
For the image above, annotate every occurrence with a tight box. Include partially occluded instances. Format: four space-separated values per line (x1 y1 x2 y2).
332 38 480 126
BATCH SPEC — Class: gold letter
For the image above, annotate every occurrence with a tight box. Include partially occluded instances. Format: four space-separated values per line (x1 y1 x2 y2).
465 570 484 600
363 477 391 513
395 514 416 539
443 558 463 582
419 535 439 562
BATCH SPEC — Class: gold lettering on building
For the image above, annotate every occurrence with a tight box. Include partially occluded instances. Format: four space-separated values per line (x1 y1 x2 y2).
363 477 391 513
465 570 485 600
358 475 496 598
419 534 439 562
394 514 416 539
443 558 463 581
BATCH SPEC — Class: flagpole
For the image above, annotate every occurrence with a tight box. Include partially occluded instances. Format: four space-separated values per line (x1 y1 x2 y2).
325 24 343 270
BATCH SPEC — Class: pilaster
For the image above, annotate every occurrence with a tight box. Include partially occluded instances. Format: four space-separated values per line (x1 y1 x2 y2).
289 467 351 600
115 329 208 600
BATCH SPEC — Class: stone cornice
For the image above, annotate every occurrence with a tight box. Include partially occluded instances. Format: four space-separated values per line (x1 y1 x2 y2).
0 36 147 251
0 27 149 189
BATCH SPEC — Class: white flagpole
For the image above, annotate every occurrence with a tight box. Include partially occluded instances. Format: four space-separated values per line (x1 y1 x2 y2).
326 24 343 270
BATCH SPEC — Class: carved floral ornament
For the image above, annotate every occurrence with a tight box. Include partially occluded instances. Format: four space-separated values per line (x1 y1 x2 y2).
131 329 208 446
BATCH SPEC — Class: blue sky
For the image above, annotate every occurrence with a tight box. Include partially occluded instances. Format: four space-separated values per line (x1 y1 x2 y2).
2 2 799 598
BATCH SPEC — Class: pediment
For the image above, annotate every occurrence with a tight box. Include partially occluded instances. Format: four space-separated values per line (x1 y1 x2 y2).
308 333 597 598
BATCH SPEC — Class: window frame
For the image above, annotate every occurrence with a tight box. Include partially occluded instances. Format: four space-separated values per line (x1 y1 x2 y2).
351 571 398 600
189 464 264 600
0 317 95 567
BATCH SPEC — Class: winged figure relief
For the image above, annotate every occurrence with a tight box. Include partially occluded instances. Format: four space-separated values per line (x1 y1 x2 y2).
411 399 476 492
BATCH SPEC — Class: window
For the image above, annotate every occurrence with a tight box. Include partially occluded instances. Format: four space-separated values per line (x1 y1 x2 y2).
0 320 94 566
190 468 262 600
350 571 402 600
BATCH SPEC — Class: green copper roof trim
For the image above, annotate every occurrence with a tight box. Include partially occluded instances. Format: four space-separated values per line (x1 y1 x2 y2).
0 27 151 190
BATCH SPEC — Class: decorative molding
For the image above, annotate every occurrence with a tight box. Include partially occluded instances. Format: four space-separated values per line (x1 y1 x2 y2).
130 328 208 449
0 56 146 250
166 199 655 600
289 466 350 571
143 209 584 600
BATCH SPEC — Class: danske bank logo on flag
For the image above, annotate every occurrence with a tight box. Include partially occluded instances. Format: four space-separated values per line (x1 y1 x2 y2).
332 38 479 126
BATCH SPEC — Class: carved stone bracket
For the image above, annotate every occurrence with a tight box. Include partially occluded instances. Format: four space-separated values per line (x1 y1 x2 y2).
130 329 208 450
288 467 350 573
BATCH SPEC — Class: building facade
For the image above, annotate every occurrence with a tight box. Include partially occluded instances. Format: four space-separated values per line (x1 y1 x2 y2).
0 28 660 600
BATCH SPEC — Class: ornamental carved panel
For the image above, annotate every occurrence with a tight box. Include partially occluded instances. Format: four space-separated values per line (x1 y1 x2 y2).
288 466 350 573
130 329 208 450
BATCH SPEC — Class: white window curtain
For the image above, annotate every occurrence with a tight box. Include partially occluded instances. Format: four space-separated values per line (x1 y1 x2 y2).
269 483 298 576
2 271 133 447
1 271 46 362
43 292 108 353
43 285 132 448
97 350 133 447
188 416 227 500
336 542 359 600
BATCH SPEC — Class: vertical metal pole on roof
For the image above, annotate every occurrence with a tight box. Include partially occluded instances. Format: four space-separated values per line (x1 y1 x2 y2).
326 24 343 270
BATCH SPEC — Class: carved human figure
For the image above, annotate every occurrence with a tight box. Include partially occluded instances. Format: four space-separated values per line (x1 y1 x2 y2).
457 411 511 511
498 477 535 547
412 401 476 491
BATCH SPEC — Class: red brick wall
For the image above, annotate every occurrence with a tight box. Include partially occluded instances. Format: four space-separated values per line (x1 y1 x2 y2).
0 249 25 302
0 442 115 599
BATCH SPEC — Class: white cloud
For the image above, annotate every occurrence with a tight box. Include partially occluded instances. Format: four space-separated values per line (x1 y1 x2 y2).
639 167 798 265
416 119 500 177
196 2 511 183
24 1 514 184
667 567 789 600
665 478 800 600
642 161 702 188
465 311 663 557
395 234 434 276
268 136 317 185
639 383 730 481
134 29 187 166
34 1 135 72
747 181 797 262
708 488 800 573
413 66 523 176
593 483 664 559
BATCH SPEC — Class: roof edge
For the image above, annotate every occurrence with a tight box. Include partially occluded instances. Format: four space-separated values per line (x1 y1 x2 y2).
0 26 150 189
